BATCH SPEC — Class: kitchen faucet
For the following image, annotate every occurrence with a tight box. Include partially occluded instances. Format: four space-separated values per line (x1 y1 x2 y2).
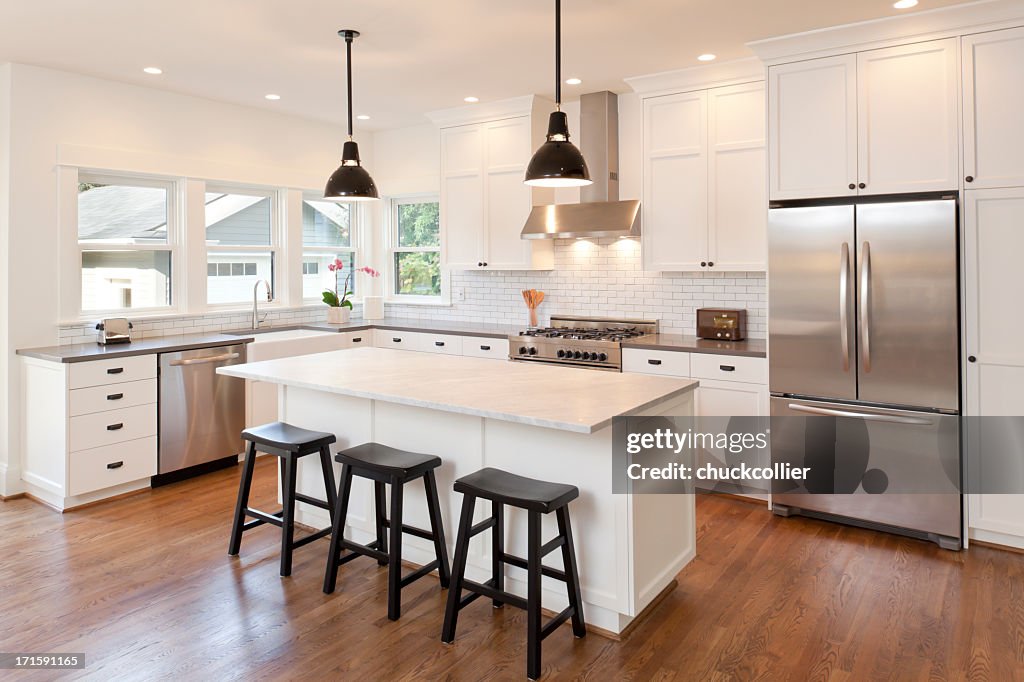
252 279 272 329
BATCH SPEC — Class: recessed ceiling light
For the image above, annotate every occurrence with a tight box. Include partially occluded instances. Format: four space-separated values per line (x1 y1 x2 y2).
893 0 918 7
143 67 163 75
697 54 716 62
264 94 281 101
464 96 479 103
565 77 582 85
357 114 370 120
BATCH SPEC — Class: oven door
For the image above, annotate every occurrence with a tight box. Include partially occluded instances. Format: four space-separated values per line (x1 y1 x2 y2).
769 397 962 546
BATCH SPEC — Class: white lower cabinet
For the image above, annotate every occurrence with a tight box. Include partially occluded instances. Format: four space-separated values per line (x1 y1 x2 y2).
623 347 769 501
461 338 510 360
420 333 463 356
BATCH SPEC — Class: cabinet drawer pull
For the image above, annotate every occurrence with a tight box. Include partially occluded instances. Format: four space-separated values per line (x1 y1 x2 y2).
648 359 662 366
106 367 124 375
106 423 124 431
435 341 445 347
719 365 736 372
352 337 362 343
392 337 402 343
480 345 491 351
106 393 124 401
106 461 124 470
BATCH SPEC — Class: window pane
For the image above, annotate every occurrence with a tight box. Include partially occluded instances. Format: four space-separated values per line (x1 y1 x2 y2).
303 199 351 247
397 202 440 247
207 252 274 304
205 192 272 246
395 252 441 296
302 252 355 300
78 183 168 244
81 250 171 311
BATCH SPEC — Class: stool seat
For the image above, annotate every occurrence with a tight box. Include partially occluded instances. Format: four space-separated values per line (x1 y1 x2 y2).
242 422 336 453
335 442 442 480
454 467 579 514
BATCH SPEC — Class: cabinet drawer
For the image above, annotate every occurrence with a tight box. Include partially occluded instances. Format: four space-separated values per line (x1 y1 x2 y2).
690 353 767 384
345 332 369 347
69 354 157 389
461 337 510 360
70 403 157 451
421 334 463 355
69 378 157 417
68 436 157 496
622 349 691 377
374 329 425 351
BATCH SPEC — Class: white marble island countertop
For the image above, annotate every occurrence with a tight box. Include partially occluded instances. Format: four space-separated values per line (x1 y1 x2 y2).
218 347 697 433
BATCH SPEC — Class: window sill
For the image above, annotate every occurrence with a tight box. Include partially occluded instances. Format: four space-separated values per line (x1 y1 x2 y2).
384 298 451 308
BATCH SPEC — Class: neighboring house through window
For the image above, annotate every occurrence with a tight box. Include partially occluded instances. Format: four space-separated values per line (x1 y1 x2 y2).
205 187 278 305
389 196 441 301
302 194 357 301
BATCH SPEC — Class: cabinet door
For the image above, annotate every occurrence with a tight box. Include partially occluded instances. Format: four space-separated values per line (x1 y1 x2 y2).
440 124 484 270
964 188 1024 546
708 82 767 271
482 117 538 270
857 39 959 195
963 27 1024 189
642 91 708 271
695 378 770 499
768 55 857 200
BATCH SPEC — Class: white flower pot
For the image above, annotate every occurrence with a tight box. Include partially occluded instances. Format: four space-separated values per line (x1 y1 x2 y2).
363 295 384 320
326 307 350 324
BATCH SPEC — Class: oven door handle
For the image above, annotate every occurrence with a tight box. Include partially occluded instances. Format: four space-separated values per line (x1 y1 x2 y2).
787 403 933 425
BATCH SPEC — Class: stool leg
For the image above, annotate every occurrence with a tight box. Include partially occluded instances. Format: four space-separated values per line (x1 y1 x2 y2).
228 442 257 556
556 506 586 638
280 455 298 577
387 475 404 621
491 502 504 608
526 511 543 681
374 481 388 566
319 446 338 523
423 471 451 588
441 494 476 644
323 463 353 594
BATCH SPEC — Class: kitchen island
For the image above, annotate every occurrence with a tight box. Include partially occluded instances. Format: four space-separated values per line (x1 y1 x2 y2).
218 347 698 635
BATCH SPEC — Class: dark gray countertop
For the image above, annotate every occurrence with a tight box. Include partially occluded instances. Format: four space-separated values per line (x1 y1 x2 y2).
301 318 521 338
17 333 255 363
622 334 766 358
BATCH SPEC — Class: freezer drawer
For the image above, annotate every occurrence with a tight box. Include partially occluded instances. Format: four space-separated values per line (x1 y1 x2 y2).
770 397 961 545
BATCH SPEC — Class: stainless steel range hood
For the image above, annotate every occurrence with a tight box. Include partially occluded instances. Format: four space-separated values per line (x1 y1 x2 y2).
521 91 640 240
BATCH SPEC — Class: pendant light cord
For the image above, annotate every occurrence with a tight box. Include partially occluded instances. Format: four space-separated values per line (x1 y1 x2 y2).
346 33 354 139
554 0 561 110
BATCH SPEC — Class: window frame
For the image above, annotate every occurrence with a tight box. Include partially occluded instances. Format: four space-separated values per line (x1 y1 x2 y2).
386 194 446 305
75 171 181 318
203 183 282 310
300 192 360 304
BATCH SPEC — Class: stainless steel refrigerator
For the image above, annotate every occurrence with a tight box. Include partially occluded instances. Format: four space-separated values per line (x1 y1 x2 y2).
768 195 963 549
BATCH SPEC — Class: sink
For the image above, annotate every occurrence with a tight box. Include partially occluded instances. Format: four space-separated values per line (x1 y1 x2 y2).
228 328 337 343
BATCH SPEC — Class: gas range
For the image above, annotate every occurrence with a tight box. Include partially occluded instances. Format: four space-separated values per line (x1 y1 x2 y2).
509 316 658 371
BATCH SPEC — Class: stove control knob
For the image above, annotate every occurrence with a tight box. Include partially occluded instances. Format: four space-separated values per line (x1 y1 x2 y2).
573 350 582 360
598 352 608 362
528 347 538 356
518 346 528 355
581 352 592 361
556 349 566 358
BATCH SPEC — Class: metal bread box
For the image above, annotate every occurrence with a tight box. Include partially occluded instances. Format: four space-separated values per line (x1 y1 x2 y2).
696 308 746 341
96 318 134 345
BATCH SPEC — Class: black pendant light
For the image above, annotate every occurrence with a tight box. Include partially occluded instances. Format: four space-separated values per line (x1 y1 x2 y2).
524 0 591 188
324 30 379 202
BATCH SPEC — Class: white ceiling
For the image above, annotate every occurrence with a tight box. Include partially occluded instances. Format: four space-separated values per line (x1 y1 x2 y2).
0 0 971 131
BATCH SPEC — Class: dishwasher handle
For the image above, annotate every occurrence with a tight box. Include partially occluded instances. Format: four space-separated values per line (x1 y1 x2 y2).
168 352 240 367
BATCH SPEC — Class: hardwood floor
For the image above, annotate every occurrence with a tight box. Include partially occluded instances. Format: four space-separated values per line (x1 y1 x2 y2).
1 458 1022 681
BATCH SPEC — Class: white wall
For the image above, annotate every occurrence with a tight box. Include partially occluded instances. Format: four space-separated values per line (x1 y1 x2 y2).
0 63 11 496
1 63 350 495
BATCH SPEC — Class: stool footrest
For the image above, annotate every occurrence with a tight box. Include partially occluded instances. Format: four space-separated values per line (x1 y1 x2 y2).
469 517 497 538
540 606 576 641
293 493 331 511
500 552 568 583
382 519 436 542
458 578 528 611
336 538 388 564
540 535 565 557
292 526 332 549
400 560 440 588
245 508 284 528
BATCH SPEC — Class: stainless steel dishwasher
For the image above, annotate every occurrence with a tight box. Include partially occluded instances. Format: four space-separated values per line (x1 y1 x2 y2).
156 344 247 483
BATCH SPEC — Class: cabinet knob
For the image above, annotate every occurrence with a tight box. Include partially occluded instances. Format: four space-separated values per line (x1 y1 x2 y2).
482 262 488 267
708 261 714 267
849 183 856 190
700 261 707 267
477 262 482 267
965 176 974 183
968 355 977 363
858 182 866 189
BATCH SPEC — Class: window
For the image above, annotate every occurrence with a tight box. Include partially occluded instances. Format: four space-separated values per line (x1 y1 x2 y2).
302 195 358 301
205 187 277 305
390 197 441 300
78 176 175 312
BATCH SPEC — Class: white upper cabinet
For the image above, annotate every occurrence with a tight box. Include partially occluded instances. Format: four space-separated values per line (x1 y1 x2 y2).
768 39 959 200
642 82 766 272
856 38 960 195
963 26 1024 189
436 97 553 271
768 55 858 200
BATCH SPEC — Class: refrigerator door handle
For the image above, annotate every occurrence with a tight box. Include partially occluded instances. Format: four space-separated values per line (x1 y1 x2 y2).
839 242 851 372
860 241 872 373
786 402 933 425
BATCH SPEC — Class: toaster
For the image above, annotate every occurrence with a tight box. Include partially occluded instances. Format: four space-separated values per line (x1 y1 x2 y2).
696 308 746 341
96 318 134 345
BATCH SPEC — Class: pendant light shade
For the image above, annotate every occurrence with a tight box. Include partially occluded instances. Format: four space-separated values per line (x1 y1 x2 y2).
524 0 591 188
324 30 379 202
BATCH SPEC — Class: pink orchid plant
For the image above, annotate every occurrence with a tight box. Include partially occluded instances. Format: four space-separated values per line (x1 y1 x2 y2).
322 260 380 309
